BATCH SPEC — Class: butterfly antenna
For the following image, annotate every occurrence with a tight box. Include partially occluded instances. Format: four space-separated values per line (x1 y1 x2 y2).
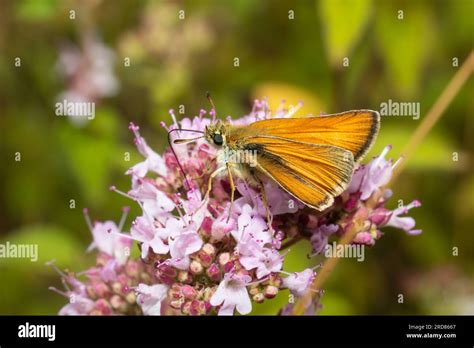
167 128 204 192
206 91 217 122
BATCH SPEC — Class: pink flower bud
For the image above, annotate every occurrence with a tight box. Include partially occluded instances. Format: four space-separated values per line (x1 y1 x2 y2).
206 263 221 282
94 299 113 315
177 270 192 283
110 295 127 312
182 285 197 300
190 260 204 275
264 285 278 299
252 293 265 303
125 291 136 304
197 250 213 267
218 252 231 267
93 282 110 298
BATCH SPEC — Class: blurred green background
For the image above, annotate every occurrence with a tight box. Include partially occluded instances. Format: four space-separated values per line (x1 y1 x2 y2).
0 0 472 315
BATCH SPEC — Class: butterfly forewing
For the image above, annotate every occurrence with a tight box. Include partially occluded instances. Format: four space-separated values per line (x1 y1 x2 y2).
242 110 380 162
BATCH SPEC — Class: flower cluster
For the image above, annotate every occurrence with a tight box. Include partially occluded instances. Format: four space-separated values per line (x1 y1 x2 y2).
52 99 421 315
48 209 154 315
55 34 119 126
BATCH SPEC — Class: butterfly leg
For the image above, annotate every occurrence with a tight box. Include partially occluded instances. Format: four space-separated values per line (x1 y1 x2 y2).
254 175 273 232
195 166 227 213
226 162 236 223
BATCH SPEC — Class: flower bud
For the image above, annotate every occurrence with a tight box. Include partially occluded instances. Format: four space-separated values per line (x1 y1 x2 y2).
169 283 183 300
264 285 278 299
112 281 123 294
93 282 110 298
197 251 213 267
201 216 213 236
218 252 230 267
110 295 127 312
94 299 112 315
252 293 265 303
189 300 207 316
182 285 197 300
206 263 221 282
125 291 136 304
190 260 204 275
248 286 260 296
177 270 192 283
202 243 216 258
181 300 191 315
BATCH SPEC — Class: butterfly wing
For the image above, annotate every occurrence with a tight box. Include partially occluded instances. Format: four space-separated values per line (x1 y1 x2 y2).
247 137 354 210
244 110 380 162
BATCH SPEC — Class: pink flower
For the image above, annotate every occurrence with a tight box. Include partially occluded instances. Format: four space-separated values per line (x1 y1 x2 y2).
86 215 132 265
131 216 169 258
310 224 339 255
179 188 208 227
211 212 235 242
385 200 422 235
128 179 175 222
210 273 252 316
136 284 169 315
349 145 393 200
127 123 167 178
59 295 95 315
168 230 203 270
352 231 377 246
282 269 315 297
239 241 282 279
231 204 271 247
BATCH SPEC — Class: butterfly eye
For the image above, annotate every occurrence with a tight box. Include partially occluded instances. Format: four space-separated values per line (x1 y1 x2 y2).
213 133 223 146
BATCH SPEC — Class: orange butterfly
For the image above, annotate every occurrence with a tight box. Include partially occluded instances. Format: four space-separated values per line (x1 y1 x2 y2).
173 99 380 225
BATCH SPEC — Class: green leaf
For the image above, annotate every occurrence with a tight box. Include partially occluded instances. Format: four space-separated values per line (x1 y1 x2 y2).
318 0 372 66
374 3 436 98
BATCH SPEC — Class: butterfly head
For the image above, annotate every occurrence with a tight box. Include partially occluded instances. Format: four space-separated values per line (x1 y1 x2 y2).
205 120 227 147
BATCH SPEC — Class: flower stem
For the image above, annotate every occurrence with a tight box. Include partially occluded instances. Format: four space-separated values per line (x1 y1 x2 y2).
291 51 474 315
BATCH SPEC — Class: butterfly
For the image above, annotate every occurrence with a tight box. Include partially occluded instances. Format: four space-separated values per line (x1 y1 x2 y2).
171 98 380 225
